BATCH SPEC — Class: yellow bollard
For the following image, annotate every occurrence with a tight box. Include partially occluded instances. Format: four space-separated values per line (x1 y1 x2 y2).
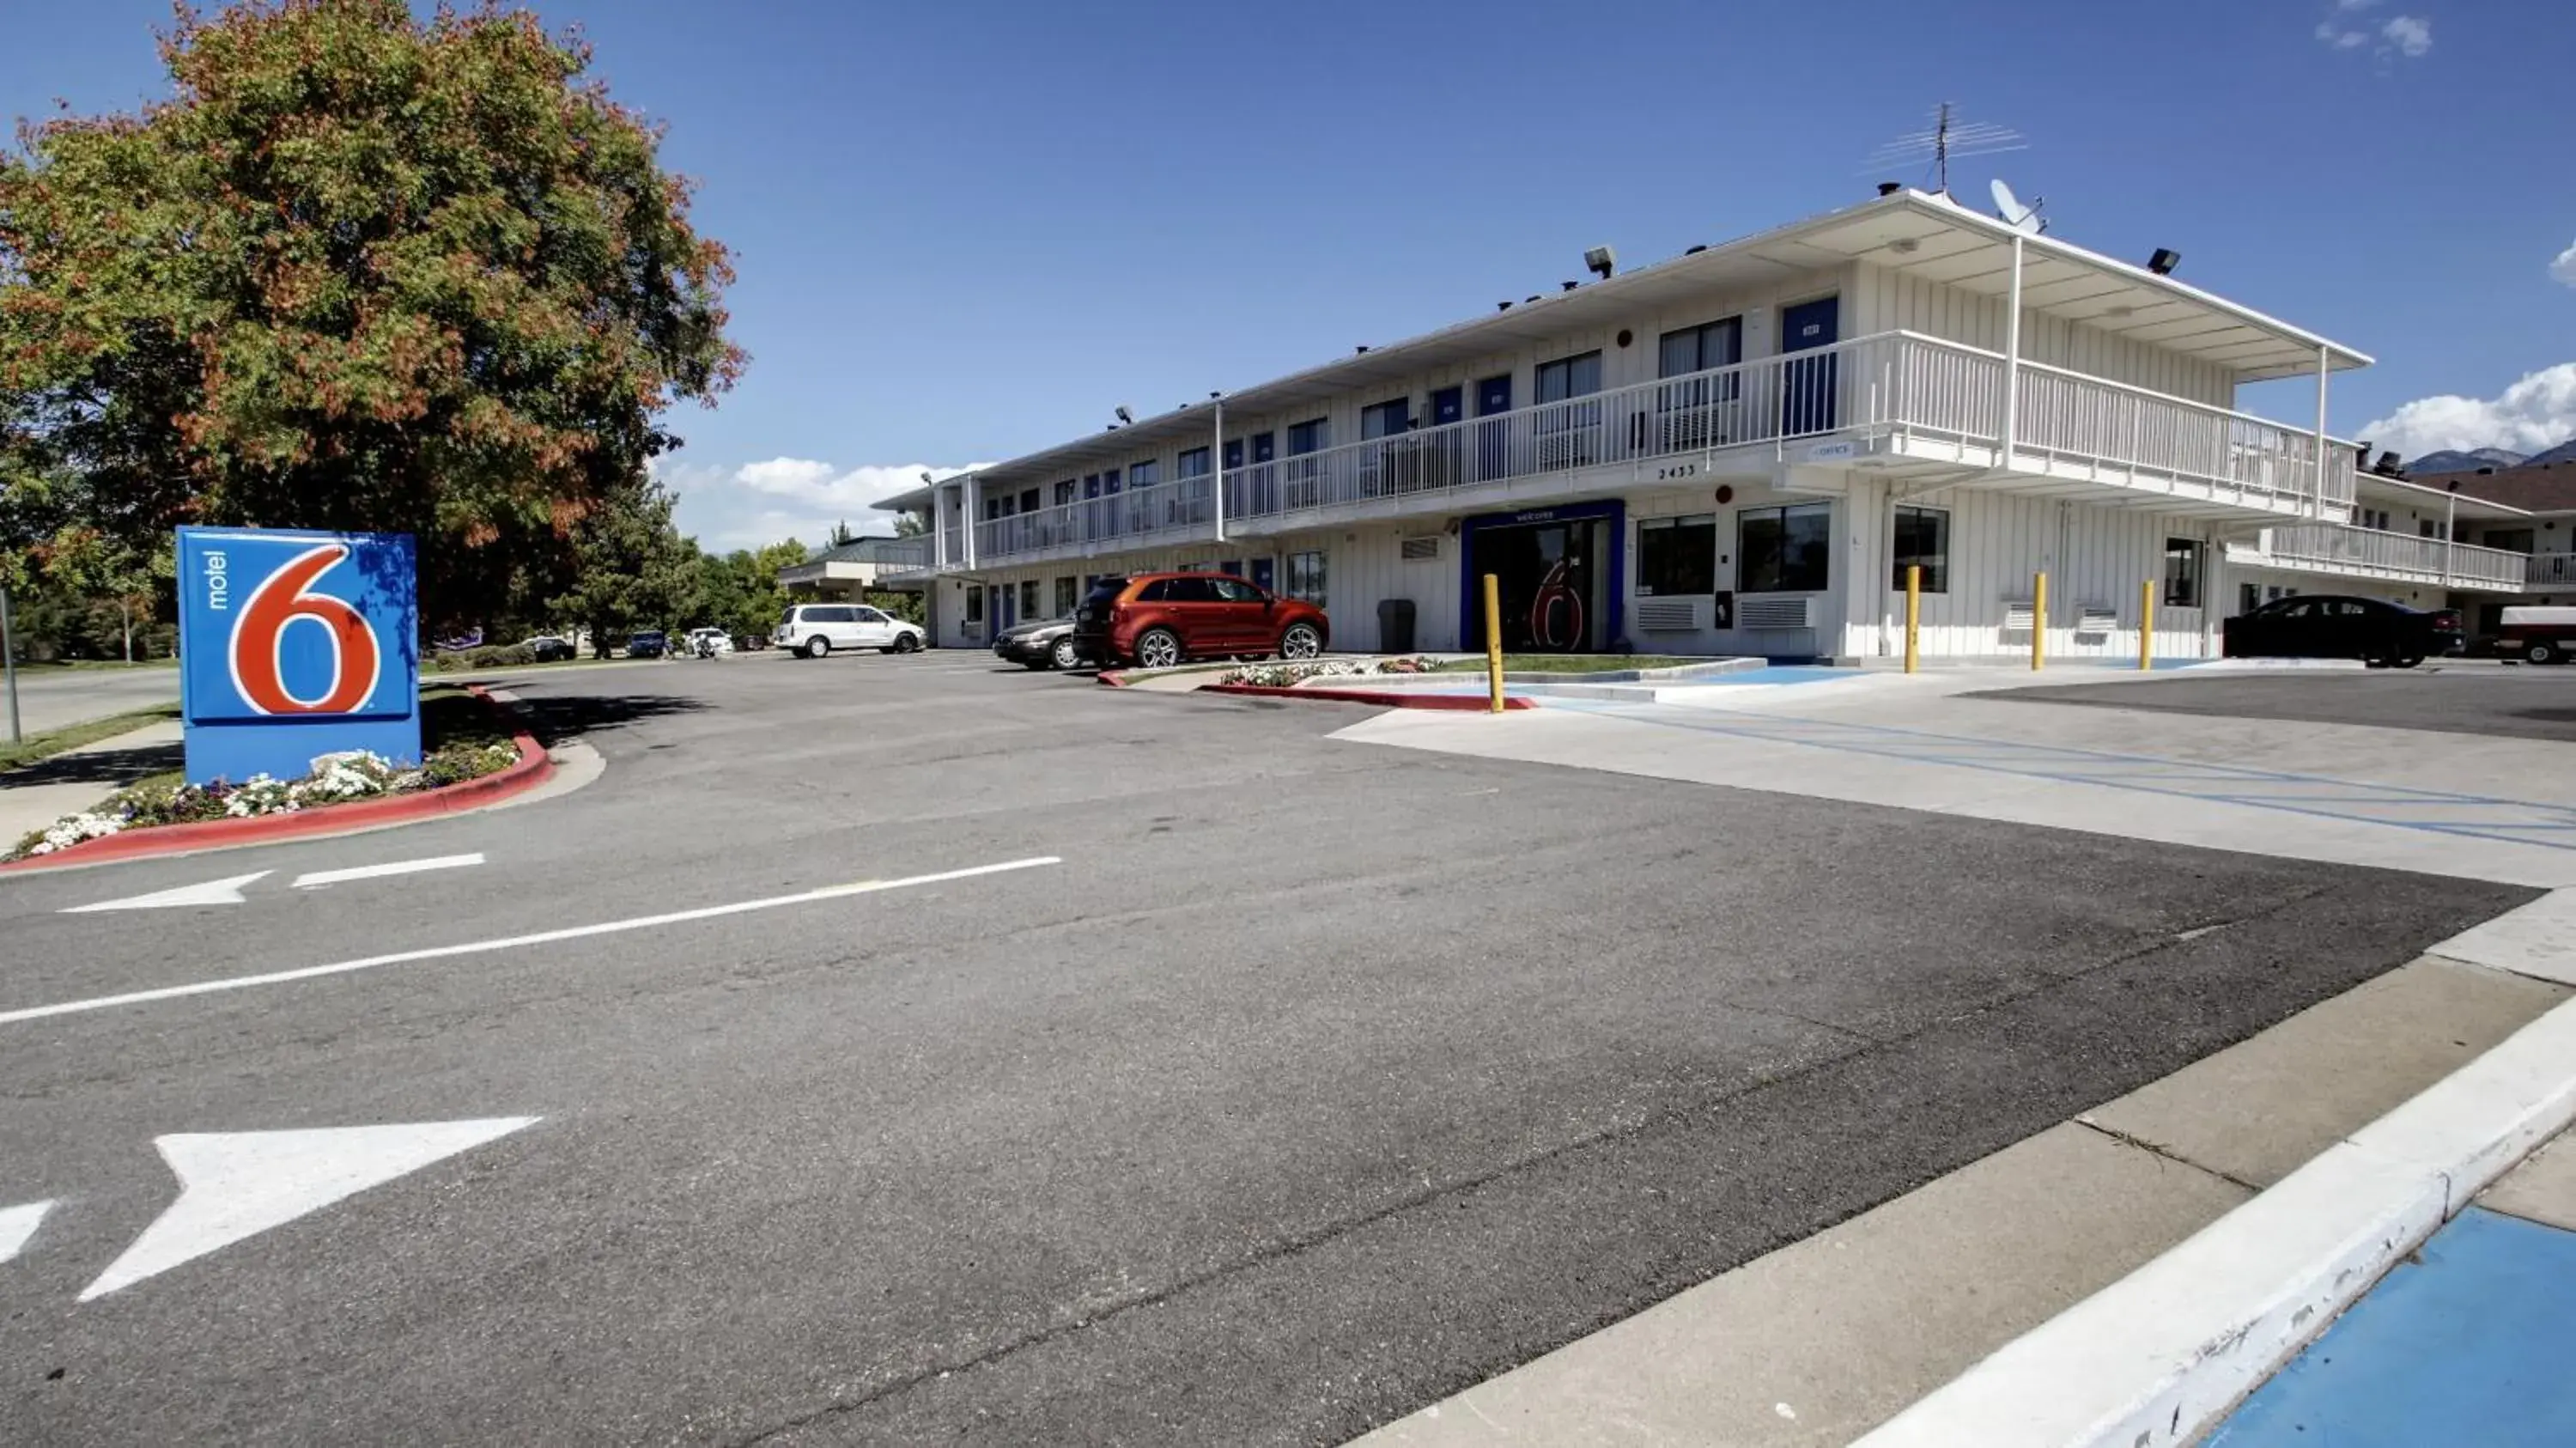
1904 564 1921 674
1483 573 1505 714
2032 570 2048 671
2139 578 2155 672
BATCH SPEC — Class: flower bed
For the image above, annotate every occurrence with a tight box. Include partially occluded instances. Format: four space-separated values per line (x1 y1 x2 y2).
12 739 521 861
1216 656 1433 689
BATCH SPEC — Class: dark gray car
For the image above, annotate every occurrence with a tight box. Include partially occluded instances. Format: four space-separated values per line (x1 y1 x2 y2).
993 616 1079 670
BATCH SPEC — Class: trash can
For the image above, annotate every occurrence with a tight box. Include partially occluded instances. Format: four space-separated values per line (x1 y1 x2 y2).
1376 599 1417 654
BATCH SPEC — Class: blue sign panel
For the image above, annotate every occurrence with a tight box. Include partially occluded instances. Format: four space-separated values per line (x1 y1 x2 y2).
176 526 421 786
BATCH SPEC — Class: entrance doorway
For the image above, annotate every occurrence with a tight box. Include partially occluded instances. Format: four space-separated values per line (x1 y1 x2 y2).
1461 507 1620 653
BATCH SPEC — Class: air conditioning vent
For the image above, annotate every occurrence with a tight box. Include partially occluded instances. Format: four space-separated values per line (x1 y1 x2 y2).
1636 597 1708 631
2075 605 2119 636
1737 596 1813 629
1399 535 1443 561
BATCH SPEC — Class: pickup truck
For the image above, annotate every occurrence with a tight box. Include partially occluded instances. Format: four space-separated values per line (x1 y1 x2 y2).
2494 606 2576 665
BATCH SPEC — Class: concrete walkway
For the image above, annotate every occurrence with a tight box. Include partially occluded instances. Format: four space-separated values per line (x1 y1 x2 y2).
0 719 182 849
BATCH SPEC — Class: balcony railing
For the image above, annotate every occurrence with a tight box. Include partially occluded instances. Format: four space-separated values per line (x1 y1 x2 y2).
2261 523 2530 591
946 331 2353 567
2530 552 2576 588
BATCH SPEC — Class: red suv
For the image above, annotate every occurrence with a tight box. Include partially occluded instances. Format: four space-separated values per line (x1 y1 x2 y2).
1073 572 1330 670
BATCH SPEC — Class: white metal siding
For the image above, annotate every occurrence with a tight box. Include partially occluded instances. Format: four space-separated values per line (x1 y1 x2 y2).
1850 262 2238 409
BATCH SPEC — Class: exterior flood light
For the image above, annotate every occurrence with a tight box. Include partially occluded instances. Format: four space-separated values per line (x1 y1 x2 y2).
1583 245 1616 280
2148 248 2181 277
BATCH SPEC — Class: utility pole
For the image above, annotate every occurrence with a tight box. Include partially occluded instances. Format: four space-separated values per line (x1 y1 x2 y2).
1 583 21 744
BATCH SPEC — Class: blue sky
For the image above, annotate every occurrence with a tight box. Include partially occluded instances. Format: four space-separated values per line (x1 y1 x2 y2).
7 0 2573 549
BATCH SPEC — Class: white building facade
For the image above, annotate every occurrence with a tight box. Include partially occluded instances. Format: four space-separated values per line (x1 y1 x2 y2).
879 190 2396 664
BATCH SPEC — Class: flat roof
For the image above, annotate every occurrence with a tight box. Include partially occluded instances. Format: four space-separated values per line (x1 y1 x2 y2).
883 188 2372 503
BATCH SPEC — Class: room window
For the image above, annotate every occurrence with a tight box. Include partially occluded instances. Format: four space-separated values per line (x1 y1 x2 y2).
1054 576 1077 616
1020 581 1041 618
1362 398 1411 440
1891 505 1950 593
2164 538 2203 607
1285 550 1327 608
1287 418 1329 454
1178 446 1211 478
1536 350 1603 404
1738 503 1832 593
1637 514 1716 596
1129 459 1160 488
1019 487 1040 513
963 587 984 623
1658 319 1741 379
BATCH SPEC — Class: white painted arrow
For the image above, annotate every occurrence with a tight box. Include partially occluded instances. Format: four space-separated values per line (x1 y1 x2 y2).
292 853 483 889
62 871 271 914
78 1117 539 1301
0 1201 52 1263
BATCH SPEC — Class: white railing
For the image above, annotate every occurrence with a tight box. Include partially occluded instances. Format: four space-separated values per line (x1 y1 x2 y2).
2529 552 2576 588
969 475 1214 561
2014 362 2354 513
2263 523 2529 591
946 331 2352 566
872 536 934 576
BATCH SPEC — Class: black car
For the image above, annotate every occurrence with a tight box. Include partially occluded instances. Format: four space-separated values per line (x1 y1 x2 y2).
993 616 1079 670
625 630 669 660
2221 595 2460 667
524 635 577 663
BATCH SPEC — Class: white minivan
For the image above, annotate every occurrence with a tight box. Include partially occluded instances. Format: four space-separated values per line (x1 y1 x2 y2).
774 603 927 659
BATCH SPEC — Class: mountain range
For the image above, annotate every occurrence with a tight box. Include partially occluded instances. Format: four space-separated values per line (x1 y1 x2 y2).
2399 441 2576 474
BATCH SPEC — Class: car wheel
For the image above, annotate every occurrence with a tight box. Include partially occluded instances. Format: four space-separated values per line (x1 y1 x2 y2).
1279 622 1322 660
805 636 831 660
1051 636 1079 670
895 631 921 654
2528 642 2559 666
1134 628 1182 670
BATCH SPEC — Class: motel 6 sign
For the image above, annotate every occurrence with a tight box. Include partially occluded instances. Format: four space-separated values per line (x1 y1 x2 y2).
176 526 421 787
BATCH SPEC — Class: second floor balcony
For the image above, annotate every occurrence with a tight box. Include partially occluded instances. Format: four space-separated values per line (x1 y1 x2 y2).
950 332 2357 570
2229 522 2531 593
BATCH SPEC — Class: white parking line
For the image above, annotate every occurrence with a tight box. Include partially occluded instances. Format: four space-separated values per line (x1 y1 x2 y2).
0 856 1061 1027
292 853 485 889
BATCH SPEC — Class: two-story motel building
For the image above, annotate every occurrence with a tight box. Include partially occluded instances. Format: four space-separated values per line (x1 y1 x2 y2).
861 186 2524 663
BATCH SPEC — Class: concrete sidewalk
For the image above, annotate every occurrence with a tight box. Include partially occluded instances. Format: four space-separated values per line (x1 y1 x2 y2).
0 720 182 849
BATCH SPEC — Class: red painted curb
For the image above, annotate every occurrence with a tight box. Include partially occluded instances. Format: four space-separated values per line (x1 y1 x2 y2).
0 684 556 873
1202 683 1536 710
1097 669 1133 688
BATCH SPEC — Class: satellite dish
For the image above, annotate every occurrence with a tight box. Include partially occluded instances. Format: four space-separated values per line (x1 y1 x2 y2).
1990 178 2045 235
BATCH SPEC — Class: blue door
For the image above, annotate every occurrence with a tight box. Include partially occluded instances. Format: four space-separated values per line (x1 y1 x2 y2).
1250 557 1276 594
1249 432 1276 514
1780 295 1839 435
1431 386 1464 427
1474 374 1512 480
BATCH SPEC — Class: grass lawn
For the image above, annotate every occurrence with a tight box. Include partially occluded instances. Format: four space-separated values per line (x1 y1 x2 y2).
0 704 183 774
1429 654 1710 674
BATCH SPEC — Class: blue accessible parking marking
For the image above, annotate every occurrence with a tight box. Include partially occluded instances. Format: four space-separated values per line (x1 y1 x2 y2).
2207 1207 2576 1446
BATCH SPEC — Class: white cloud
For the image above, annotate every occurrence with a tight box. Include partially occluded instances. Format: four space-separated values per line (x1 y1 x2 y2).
2336 0 2379 9
2380 15 2433 56
2316 20 2371 47
2360 363 2576 460
653 456 987 554
2552 240 2576 289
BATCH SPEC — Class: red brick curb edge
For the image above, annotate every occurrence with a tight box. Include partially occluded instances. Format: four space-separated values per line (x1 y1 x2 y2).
0 684 555 873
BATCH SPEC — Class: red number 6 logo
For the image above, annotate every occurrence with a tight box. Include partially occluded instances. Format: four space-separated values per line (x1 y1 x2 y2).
229 544 382 715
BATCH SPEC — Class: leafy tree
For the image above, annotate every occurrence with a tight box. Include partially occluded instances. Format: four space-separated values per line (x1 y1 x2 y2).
0 0 743 621
548 477 693 654
827 520 857 547
892 510 928 538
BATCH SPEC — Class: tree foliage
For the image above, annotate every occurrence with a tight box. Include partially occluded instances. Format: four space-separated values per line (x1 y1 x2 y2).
0 0 743 619
545 475 692 654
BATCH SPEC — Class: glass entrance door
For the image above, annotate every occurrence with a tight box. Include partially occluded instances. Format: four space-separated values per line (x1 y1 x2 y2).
1469 518 1606 653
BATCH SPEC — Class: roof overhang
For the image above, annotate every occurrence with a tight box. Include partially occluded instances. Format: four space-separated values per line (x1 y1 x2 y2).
2360 473 2535 519
954 189 2372 489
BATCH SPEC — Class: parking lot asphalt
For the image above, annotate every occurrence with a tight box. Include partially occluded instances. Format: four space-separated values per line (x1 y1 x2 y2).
1986 664 2576 742
0 650 2530 1445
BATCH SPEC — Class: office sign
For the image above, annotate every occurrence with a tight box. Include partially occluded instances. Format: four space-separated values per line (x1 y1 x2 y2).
177 527 420 785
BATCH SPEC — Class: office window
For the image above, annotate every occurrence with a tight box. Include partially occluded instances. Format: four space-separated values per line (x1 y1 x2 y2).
1178 446 1211 478
1536 350 1603 403
1891 505 1951 593
1637 514 1716 596
1054 479 1076 507
1129 459 1160 488
1054 576 1078 616
1286 549 1327 608
1659 318 1741 378
2164 538 2203 607
1288 418 1329 454
1020 580 1041 619
1738 502 1832 593
1362 398 1411 440
963 586 983 623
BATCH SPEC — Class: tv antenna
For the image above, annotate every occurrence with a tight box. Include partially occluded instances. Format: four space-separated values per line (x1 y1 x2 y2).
1863 102 2027 196
1989 177 2046 235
